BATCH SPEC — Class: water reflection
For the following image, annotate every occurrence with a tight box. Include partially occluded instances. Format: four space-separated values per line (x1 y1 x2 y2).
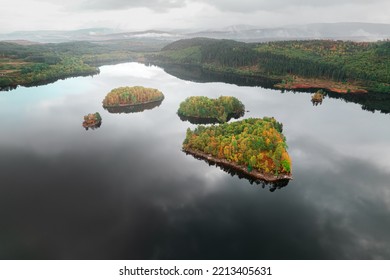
0 85 18 91
157 63 390 115
103 99 163 114
178 111 244 124
1 62 390 260
183 150 290 191
82 121 102 130
153 63 279 88
326 91 390 114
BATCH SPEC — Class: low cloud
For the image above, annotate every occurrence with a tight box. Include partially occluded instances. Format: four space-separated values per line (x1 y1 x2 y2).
77 0 186 12
74 0 388 13
203 0 387 12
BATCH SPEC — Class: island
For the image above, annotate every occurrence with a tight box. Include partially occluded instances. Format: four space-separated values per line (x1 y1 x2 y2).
311 90 325 105
177 96 245 123
82 112 102 130
183 117 292 182
102 86 164 113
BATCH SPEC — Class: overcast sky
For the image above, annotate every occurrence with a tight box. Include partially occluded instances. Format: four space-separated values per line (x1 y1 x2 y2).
1 0 390 33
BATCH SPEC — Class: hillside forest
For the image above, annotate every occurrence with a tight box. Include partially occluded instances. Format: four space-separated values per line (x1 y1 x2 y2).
152 38 390 94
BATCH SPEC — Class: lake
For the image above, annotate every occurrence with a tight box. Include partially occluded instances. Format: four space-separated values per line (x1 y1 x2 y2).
1 62 390 259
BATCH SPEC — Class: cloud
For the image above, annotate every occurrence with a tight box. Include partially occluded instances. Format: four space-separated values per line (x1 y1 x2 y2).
72 0 389 13
198 0 389 13
76 0 186 12
1 0 390 33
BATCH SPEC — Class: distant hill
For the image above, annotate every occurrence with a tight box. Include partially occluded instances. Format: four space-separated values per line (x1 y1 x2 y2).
148 37 390 94
188 22 390 42
1 23 390 43
0 28 117 43
1 40 40 45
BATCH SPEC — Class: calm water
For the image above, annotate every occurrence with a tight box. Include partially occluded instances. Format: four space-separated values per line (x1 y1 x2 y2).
1 63 390 259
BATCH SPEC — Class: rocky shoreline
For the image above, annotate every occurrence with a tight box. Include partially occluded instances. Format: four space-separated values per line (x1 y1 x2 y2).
184 148 293 182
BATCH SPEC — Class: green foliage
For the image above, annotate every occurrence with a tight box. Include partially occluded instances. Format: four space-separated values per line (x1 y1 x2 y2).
183 118 292 176
83 112 102 124
281 159 291 173
94 112 102 122
254 40 390 92
102 86 164 107
200 40 258 67
155 38 390 93
0 41 137 89
162 46 202 64
177 96 245 123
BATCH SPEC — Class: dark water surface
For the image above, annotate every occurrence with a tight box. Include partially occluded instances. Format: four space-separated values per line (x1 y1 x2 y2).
1 63 390 259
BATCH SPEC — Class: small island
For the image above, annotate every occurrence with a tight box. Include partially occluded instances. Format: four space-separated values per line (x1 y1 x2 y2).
102 86 164 112
183 117 292 182
82 112 102 130
311 90 325 105
177 96 245 123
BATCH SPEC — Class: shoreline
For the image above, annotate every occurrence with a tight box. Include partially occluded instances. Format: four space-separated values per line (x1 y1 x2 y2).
178 110 244 124
103 98 164 114
274 77 368 94
184 148 293 182
148 61 372 95
102 97 164 108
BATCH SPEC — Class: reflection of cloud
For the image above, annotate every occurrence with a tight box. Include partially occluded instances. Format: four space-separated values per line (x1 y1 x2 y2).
99 63 164 79
78 0 186 12
295 142 390 259
2 62 390 260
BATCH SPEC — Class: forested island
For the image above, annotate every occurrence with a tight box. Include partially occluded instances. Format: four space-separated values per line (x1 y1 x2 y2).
178 96 245 123
82 112 102 130
183 118 292 182
147 38 390 94
311 90 325 105
102 86 164 110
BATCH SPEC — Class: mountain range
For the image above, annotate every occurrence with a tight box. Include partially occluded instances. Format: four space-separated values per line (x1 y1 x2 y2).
1 22 389 44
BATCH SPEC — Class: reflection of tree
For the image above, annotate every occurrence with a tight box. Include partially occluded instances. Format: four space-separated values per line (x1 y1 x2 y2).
327 91 390 114
184 151 290 192
311 100 322 106
155 63 278 88
156 63 390 115
103 99 163 114
83 121 102 131
178 111 244 124
311 90 324 106
0 85 18 92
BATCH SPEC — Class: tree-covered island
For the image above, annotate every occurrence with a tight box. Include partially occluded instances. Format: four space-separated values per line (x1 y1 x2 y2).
177 96 245 123
183 117 292 182
311 90 325 105
82 112 102 130
102 86 164 109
